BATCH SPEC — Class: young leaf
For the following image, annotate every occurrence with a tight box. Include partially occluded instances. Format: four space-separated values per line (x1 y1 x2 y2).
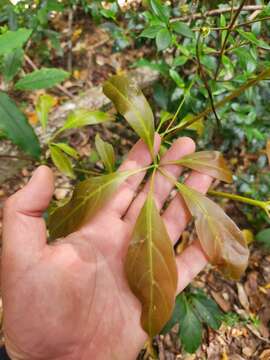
15 68 70 90
125 192 178 337
171 21 194 38
61 109 112 131
36 94 55 130
177 183 249 280
95 134 115 173
179 294 202 353
2 48 24 82
103 74 155 152
49 144 75 179
48 171 130 240
0 92 41 159
170 151 233 183
0 28 32 55
156 28 171 51
51 143 79 159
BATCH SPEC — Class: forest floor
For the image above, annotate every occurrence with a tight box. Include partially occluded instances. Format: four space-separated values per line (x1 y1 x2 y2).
0 8 270 360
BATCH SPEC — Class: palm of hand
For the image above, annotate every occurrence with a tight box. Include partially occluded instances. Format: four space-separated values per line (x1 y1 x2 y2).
2 136 212 360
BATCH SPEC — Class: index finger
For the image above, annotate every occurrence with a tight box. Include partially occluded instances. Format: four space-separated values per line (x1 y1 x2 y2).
106 134 161 217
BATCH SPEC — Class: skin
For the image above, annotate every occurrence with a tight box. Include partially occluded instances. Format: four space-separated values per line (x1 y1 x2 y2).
2 135 212 360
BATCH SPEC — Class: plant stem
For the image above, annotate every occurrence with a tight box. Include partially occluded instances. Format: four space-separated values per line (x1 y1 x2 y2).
208 190 270 216
170 5 264 22
162 79 195 136
214 0 247 80
163 67 270 138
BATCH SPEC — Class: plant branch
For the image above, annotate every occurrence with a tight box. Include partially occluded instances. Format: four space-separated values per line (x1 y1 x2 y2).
214 0 247 80
170 5 264 23
163 67 270 138
196 30 221 127
208 190 270 217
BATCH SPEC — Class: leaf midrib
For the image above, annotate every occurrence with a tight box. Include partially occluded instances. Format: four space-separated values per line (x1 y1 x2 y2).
51 172 127 234
106 81 151 144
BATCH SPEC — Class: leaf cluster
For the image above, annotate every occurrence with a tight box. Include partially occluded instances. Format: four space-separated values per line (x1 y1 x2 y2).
47 74 249 340
161 287 222 353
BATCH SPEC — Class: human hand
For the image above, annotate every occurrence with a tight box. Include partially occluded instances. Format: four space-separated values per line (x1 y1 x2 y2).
2 135 212 360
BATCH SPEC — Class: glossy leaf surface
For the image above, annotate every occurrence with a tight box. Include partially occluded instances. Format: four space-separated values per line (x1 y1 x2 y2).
49 144 75 179
95 134 115 172
48 171 129 240
177 183 249 280
61 109 112 131
125 192 178 337
103 74 155 152
171 151 233 183
0 92 41 159
15 68 70 90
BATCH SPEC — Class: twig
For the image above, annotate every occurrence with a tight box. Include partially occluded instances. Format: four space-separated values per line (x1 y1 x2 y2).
214 0 247 80
170 5 264 22
24 54 74 98
196 30 221 127
163 67 270 138
0 154 33 161
67 6 74 73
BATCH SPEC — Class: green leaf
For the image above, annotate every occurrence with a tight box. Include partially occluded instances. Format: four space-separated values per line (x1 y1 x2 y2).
36 94 55 130
103 74 155 153
161 293 184 334
51 142 79 159
149 0 170 24
125 191 178 337
48 171 130 240
140 25 163 39
171 21 194 38
49 144 75 179
169 69 184 88
179 294 202 353
170 151 233 183
156 28 171 51
176 183 249 280
256 228 270 249
237 29 270 50
61 109 112 131
0 92 40 159
15 68 70 90
133 58 169 76
2 47 23 82
172 55 188 67
95 134 115 173
192 293 221 330
0 28 32 56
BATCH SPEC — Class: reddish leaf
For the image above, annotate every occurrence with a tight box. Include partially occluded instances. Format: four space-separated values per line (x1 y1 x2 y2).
168 151 232 183
125 192 178 337
177 183 249 280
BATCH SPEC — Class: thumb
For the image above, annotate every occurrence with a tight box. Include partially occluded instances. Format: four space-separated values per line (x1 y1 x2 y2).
2 166 54 270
